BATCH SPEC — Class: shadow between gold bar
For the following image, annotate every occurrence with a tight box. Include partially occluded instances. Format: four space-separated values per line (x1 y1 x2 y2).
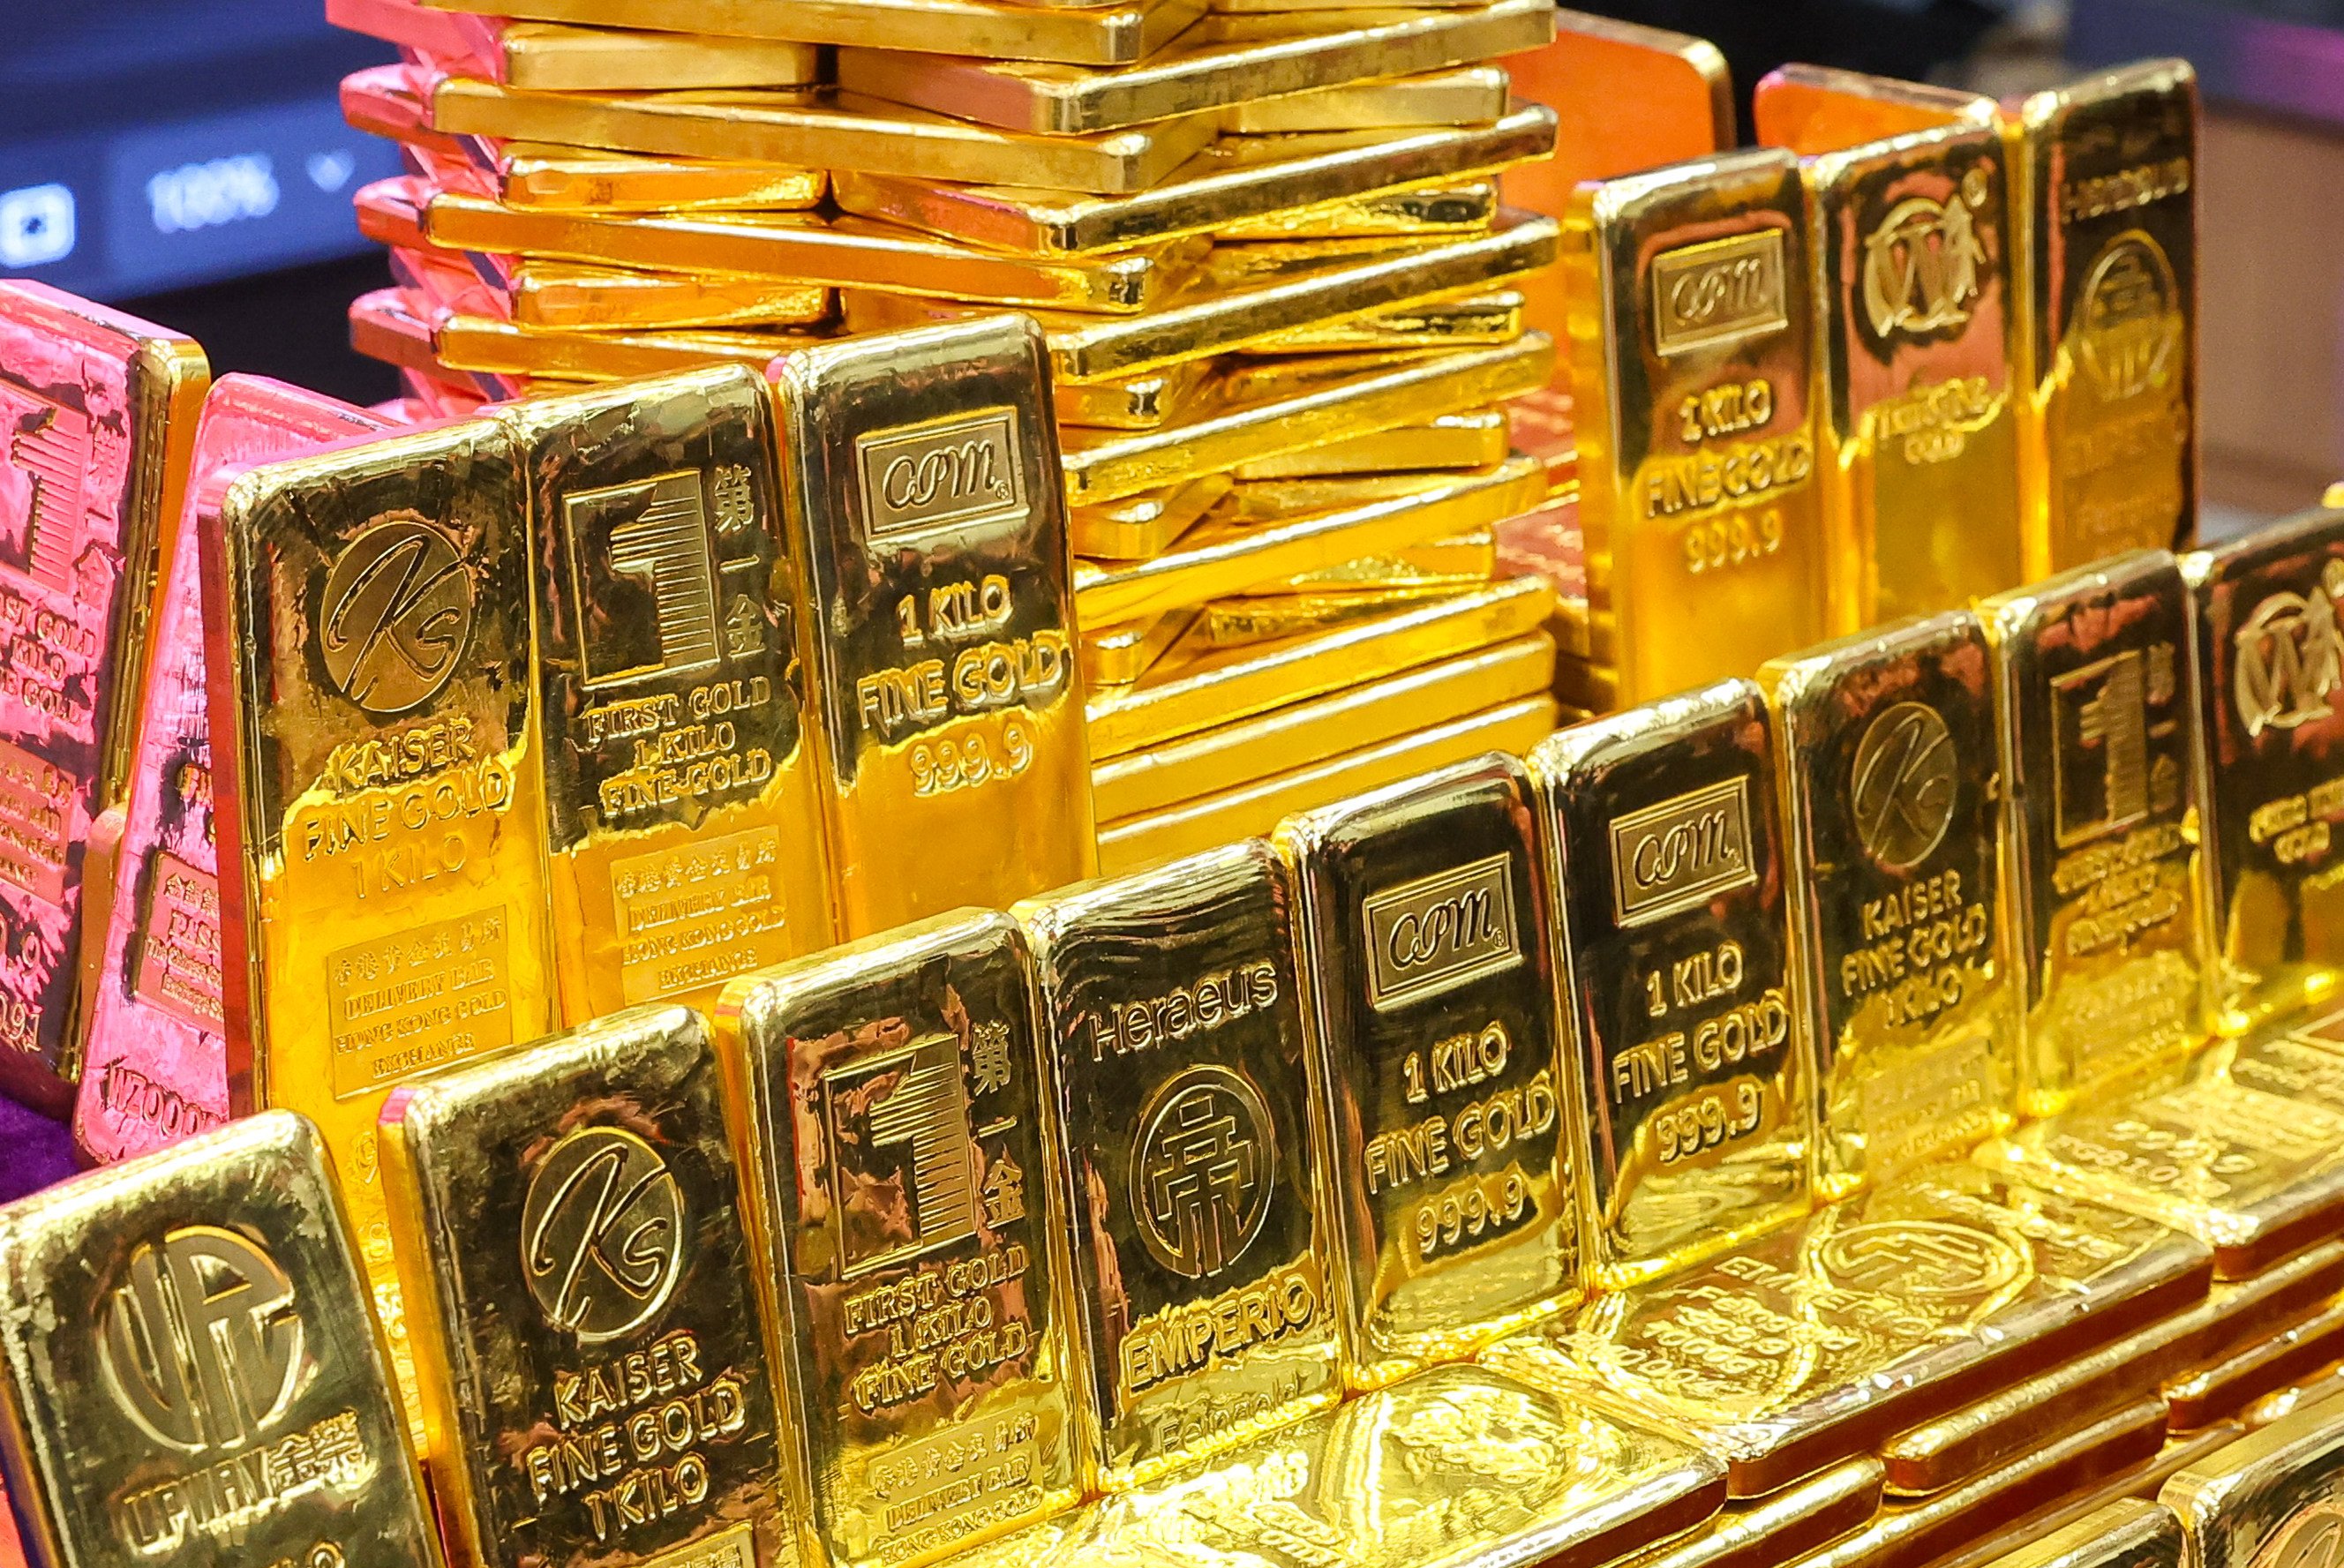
2167 1299 2344 1432
1616 1458 1883 1568
379 1005 793 1568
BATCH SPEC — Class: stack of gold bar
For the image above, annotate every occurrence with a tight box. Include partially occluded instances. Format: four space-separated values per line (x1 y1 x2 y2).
326 0 1601 867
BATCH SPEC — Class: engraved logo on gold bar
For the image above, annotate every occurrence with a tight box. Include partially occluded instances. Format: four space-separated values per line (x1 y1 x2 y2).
521 1125 685 1344
1850 702 1957 871
2235 574 2344 738
1814 1219 2022 1298
98 1227 303 1451
1862 176 1989 340
2075 234 2182 402
131 851 224 1032
823 1033 978 1279
1610 777 1757 927
0 380 91 593
317 513 476 715
1131 1063 1273 1279
1362 853 1521 1012
855 407 1026 543
2051 646 2181 848
1651 229 1788 359
562 468 763 690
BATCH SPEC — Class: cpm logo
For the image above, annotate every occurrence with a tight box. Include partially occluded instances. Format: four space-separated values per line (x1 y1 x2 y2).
521 1125 685 1344
854 408 1027 543
2235 565 2344 739
98 1227 304 1452
318 513 475 715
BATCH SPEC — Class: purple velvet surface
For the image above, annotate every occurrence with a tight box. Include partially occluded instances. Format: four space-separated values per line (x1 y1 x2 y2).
0 1097 79 1205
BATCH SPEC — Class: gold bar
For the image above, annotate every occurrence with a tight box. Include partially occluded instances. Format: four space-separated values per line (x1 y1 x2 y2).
1752 63 1995 155
417 0 1208 67
1061 338 1549 506
1012 842 1347 1488
2010 60 2199 574
1273 752 1580 1386
2163 1393 2344 1567
714 911 1084 1564
1957 1500 2183 1568
1203 232 1439 287
1758 611 2018 1197
1232 408 1509 477
1980 549 2211 1114
769 317 1094 938
1069 473 1230 559
1215 462 1473 518
923 1363 1728 1568
1225 65 1508 133
379 1006 793 1568
1980 1029 2344 1279
1565 148 1831 706
1800 121 2026 628
1522 679 1809 1288
500 369 838 1022
1208 348 1437 405
1082 609 1196 686
2183 509 2344 1034
502 143 828 212
1088 574 1551 757
1220 179 1498 241
1198 584 1463 641
509 261 832 329
830 109 1552 257
207 416 559 1412
0 1113 438 1567
1619 1459 1885 1568
842 211 1560 382
1485 1161 2208 1498
2167 1299 2344 1431
835 0 1554 136
1055 359 1212 431
421 187 1208 311
1935 1431 2236 1568
2247 1365 2344 1429
496 23 820 90
428 77 1221 194
1076 458 1541 623
74 379 390 1168
1243 288 1526 352
1273 524 1495 588
0 284 207 1110
1093 632 1554 819
436 304 822 380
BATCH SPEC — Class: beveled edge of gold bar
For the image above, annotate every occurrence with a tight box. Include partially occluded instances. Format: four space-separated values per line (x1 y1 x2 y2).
1961 1499 2183 1568
1751 61 1995 155
1934 1426 2242 1568
1619 1458 1885 1568
1221 63 1512 134
2160 1391 2344 1568
2016 54 2199 136
2166 1300 2344 1432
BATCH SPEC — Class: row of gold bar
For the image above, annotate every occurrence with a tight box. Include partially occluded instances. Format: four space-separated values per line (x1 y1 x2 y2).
10 492 2344 1568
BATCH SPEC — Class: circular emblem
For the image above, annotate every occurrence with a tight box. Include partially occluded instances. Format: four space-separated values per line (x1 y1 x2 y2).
318 513 475 715
522 1125 685 1344
1850 701 1958 872
2253 1503 2344 1568
1130 1064 1275 1280
2076 233 2182 402
1861 189 1986 340
98 1226 304 1452
1817 1219 2024 1301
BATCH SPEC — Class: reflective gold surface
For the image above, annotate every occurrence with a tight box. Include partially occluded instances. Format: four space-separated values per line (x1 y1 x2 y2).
1082 609 1196 687
0 1112 439 1568
507 263 832 330
1273 754 1579 1385
1527 680 1810 1287
2167 1301 2344 1431
1091 632 1555 820
500 142 829 213
1938 1426 2239 1568
2010 60 2199 574
1069 475 1231 559
2245 1367 2344 1429
1619 1458 1885 1568
768 318 1094 939
1802 122 2025 628
1219 180 1499 243
1760 612 2017 1197
495 24 821 91
1198 585 1484 644
1957 1498 2182 1568
1087 574 1551 757
1016 841 1345 1489
715 910 1083 1567
501 369 836 1022
2183 509 2344 1034
1055 359 1211 431
829 111 1551 257
2162 1392 2344 1568
0 282 207 1110
1224 64 1511 133
379 1006 791 1568
833 0 1554 136
1565 149 1831 705
1245 288 1526 353
1232 409 1510 478
1484 1159 2210 1497
1982 549 2210 1114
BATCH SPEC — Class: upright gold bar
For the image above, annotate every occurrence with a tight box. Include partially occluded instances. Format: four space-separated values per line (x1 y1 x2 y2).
500 369 836 1024
1526 679 1810 1287
2010 60 2199 574
1273 753 1580 1388
2182 508 2344 1034
1980 549 2209 1114
1965 1501 2182 1568
1016 842 1346 1489
379 1006 793 1568
769 317 1093 938
2162 1395 2344 1567
204 417 558 1402
715 911 1083 1566
1566 149 1831 705
1800 121 2025 628
1752 63 1995 155
1759 611 2017 1198
0 282 207 1111
0 1113 439 1568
